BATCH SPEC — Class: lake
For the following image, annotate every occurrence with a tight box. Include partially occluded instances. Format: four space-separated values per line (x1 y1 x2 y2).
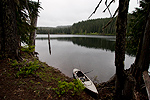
35 34 135 82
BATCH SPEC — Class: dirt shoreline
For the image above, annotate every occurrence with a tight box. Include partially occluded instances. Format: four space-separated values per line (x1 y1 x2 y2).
0 51 148 100
0 52 97 100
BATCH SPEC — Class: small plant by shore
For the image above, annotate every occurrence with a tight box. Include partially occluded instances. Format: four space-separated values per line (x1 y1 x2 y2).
53 79 85 97
21 45 35 54
11 59 40 77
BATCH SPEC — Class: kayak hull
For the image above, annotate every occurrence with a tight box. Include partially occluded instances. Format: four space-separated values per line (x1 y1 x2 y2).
73 68 98 94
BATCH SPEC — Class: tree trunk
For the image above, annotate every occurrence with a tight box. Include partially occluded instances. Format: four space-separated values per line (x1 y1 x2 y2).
29 0 39 54
115 0 129 99
131 10 150 90
0 1 2 54
0 0 19 59
29 16 37 47
123 74 135 100
143 71 150 100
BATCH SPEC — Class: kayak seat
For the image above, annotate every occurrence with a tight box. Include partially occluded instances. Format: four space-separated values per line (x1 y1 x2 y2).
80 77 85 82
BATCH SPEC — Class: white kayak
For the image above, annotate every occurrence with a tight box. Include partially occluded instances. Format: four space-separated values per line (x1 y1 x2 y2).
73 68 98 94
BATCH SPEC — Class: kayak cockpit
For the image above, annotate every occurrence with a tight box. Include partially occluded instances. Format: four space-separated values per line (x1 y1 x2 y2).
73 68 98 94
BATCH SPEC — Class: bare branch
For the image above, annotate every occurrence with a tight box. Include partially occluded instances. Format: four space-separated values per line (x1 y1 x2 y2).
104 0 112 17
103 0 115 13
88 0 103 19
102 7 118 29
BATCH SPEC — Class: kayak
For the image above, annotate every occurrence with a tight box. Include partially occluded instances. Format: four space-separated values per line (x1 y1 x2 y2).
73 68 98 94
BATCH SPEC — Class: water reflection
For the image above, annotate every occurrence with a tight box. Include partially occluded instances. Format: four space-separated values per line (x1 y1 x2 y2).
36 36 115 52
35 35 135 82
37 36 135 56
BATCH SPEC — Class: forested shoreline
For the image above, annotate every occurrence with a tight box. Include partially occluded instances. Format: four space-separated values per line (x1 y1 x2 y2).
0 0 150 99
37 17 115 35
37 14 132 35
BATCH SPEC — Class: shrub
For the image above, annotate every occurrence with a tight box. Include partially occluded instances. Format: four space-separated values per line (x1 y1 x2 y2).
53 79 85 97
21 45 35 53
11 59 40 77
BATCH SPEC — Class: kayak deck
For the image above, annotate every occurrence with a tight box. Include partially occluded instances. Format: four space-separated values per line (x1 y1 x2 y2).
73 68 98 94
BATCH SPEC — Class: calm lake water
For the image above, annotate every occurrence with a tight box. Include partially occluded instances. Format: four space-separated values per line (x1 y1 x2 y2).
35 34 135 82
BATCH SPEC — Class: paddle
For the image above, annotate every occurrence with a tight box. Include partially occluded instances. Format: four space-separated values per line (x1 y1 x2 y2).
84 70 93 74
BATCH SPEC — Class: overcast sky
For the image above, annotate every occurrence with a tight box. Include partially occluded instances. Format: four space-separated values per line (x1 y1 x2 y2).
35 0 140 27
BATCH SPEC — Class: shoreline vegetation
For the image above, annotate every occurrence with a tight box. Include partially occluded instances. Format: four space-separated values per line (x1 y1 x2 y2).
0 45 116 100
36 17 117 35
0 47 95 100
36 15 133 36
0 46 147 100
0 46 114 99
37 32 116 36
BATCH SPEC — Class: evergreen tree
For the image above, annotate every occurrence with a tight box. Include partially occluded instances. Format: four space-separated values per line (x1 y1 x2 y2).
0 0 41 59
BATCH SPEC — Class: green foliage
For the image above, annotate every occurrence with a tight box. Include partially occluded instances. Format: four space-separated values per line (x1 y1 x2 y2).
29 80 35 84
53 79 85 97
11 60 19 67
37 15 135 35
21 45 35 53
18 60 39 77
36 67 55 82
28 1 42 18
15 0 42 45
37 18 116 35
37 26 71 34
72 79 85 95
71 18 116 35
11 59 40 77
126 0 150 56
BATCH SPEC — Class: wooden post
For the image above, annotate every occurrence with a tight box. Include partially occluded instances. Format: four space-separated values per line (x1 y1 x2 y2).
48 32 51 55
143 71 150 100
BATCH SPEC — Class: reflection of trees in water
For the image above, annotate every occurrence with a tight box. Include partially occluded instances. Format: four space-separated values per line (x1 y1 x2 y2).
71 37 115 52
36 37 115 51
36 37 134 56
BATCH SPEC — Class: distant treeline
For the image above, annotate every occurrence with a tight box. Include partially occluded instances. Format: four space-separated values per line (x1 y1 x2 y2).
37 14 132 35
37 26 71 34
